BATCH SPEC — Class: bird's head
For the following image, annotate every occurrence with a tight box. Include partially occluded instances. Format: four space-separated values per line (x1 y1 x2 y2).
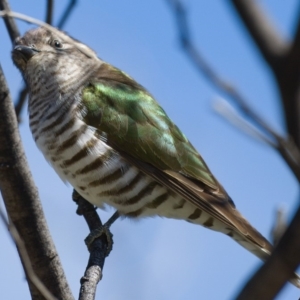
12 27 100 86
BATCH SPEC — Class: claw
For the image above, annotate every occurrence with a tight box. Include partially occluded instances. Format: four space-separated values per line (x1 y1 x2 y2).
85 225 114 256
84 211 120 256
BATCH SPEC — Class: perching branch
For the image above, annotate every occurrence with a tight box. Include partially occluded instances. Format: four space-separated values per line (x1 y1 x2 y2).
73 191 119 300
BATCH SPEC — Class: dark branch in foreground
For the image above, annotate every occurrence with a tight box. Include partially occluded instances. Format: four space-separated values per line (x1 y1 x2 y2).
1 5 114 299
0 206 56 300
73 191 119 300
0 3 73 299
0 63 73 300
165 0 300 298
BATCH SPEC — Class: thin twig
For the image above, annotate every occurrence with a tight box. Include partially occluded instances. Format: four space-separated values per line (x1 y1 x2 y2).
45 0 54 25
0 0 20 41
14 86 28 122
0 1 27 123
213 97 300 180
0 11 97 58
165 0 300 182
57 0 77 29
271 206 287 246
14 0 54 121
230 0 300 149
0 204 57 300
212 97 276 148
230 0 288 68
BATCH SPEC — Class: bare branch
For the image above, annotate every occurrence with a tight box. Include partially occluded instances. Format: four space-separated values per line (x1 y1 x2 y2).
230 0 289 69
45 0 54 25
0 205 57 300
57 0 77 29
0 0 20 41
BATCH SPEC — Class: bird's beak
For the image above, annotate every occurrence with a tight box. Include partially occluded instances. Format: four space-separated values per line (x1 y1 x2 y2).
12 45 40 62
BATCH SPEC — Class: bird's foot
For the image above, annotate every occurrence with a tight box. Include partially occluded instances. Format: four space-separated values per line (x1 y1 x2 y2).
85 225 113 255
84 211 120 256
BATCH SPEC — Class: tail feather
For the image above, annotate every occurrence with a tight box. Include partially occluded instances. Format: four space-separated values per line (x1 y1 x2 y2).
229 216 300 288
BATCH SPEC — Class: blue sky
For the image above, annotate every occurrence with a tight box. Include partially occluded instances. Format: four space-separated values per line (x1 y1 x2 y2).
1 1 300 299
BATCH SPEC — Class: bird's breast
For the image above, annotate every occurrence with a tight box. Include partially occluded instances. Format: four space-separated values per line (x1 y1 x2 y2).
28 101 173 214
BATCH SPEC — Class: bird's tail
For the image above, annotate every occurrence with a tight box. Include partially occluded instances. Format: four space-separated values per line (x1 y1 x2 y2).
226 210 300 288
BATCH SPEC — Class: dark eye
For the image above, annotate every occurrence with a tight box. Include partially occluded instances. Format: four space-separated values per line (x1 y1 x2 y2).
53 40 63 49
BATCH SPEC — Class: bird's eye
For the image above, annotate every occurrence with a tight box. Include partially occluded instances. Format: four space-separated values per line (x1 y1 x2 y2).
53 40 63 49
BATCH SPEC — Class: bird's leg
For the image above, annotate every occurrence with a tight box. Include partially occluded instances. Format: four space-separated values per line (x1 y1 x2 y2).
72 190 119 256
84 211 120 255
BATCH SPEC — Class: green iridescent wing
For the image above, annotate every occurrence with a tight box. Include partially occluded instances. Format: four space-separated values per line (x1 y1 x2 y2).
82 64 218 187
81 63 260 237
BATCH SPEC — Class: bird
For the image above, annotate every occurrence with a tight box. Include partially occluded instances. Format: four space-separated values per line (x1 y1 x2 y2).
12 27 300 287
